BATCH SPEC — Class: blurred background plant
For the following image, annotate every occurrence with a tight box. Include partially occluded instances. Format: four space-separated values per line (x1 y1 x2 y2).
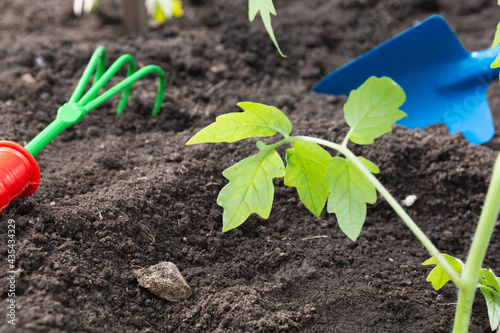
73 0 183 33
73 0 100 17
145 0 183 23
73 0 283 55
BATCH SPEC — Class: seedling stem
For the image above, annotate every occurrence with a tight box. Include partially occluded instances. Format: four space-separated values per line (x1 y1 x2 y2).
291 135 466 288
453 151 500 332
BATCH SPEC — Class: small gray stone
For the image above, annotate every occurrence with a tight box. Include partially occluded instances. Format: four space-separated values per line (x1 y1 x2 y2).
133 262 192 302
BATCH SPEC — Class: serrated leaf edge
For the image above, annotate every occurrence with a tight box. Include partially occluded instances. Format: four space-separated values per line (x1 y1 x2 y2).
218 146 285 232
284 142 331 217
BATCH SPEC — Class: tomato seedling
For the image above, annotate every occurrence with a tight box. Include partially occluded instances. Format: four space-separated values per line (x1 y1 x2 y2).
423 255 500 331
188 76 408 239
187 76 500 332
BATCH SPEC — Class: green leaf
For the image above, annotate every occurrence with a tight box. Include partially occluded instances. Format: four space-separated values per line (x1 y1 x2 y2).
480 269 500 292
284 141 332 217
344 76 407 145
492 54 500 69
422 254 463 290
187 102 292 145
479 286 500 331
248 0 286 57
492 22 500 49
217 143 285 232
492 22 500 69
324 157 377 241
358 156 380 174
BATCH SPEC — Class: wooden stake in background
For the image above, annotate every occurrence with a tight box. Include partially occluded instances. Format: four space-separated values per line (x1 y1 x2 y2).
121 0 148 34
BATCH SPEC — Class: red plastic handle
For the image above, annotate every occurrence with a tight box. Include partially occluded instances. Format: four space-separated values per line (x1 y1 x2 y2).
0 141 40 213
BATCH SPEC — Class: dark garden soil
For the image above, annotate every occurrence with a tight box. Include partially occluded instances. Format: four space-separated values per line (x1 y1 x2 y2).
1 0 500 332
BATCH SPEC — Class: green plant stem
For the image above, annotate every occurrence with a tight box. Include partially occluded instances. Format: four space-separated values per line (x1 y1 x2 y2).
290 135 464 287
341 128 354 148
452 152 500 333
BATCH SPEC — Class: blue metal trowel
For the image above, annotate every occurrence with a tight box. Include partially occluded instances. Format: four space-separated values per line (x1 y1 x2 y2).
314 15 500 144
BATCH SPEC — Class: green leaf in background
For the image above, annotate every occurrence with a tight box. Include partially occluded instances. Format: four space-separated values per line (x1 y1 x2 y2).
324 157 377 241
422 254 463 290
478 286 500 331
478 269 500 331
491 54 500 69
284 141 332 217
480 268 500 292
187 102 292 145
492 22 500 69
492 22 500 49
217 143 285 232
343 76 407 145
248 0 286 57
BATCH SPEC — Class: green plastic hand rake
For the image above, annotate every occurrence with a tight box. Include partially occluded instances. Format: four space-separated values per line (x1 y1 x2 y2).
0 46 166 213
